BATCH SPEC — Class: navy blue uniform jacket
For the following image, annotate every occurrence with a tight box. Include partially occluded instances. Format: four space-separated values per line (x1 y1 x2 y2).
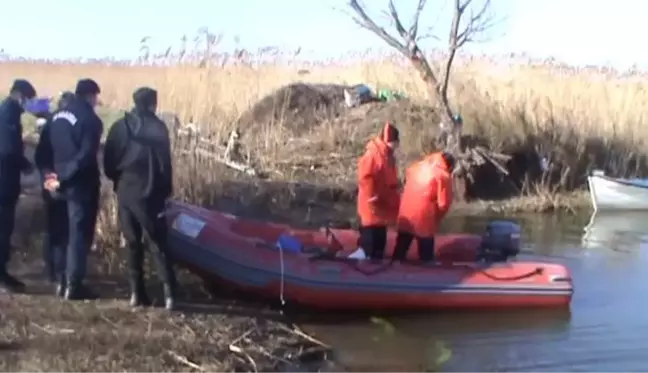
49 99 103 197
0 98 31 201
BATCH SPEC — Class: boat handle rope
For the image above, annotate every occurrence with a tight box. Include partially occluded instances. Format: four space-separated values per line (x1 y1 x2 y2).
275 224 349 308
277 242 286 312
473 266 544 281
312 228 546 280
312 256 545 280
323 225 344 255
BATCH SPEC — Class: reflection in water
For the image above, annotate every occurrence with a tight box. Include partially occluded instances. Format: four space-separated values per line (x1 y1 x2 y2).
582 211 648 253
303 212 648 371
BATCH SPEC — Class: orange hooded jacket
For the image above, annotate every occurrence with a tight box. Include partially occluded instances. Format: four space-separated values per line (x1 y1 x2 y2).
397 152 453 237
357 122 400 227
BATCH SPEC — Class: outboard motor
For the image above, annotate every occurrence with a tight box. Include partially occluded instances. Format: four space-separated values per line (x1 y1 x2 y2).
478 220 522 262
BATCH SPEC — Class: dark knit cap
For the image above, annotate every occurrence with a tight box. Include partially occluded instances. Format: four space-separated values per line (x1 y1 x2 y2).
132 87 158 109
382 121 400 142
58 91 75 110
10 79 36 99
75 78 101 96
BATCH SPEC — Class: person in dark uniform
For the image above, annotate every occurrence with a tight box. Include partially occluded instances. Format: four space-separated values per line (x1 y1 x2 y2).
103 87 178 311
48 79 103 300
35 91 75 285
0 79 37 293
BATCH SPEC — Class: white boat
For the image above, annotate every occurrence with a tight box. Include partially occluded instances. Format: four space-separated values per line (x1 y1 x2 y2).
587 169 648 211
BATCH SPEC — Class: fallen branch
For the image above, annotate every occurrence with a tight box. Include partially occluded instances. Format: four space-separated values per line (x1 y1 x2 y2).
279 323 331 349
30 322 75 335
175 127 259 176
228 344 258 372
174 127 219 147
474 147 509 175
99 314 121 329
242 337 292 365
228 327 256 346
166 350 207 372
176 147 257 176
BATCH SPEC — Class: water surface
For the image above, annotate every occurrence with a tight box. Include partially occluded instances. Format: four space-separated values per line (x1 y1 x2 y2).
304 211 648 371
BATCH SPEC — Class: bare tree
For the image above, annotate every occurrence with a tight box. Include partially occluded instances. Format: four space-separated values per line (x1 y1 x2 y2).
348 0 494 150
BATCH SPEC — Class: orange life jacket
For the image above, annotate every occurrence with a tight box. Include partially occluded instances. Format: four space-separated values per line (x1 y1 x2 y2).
357 125 400 227
397 152 453 237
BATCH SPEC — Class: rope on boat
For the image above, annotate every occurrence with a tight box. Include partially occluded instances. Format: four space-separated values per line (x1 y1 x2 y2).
277 241 286 312
475 266 544 281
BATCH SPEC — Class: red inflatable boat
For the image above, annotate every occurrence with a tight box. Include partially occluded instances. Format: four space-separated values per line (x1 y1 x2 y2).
165 201 573 310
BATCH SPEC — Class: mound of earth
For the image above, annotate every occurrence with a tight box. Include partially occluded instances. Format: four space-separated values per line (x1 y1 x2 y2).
233 84 545 202
330 99 441 152
236 81 442 141
236 83 351 135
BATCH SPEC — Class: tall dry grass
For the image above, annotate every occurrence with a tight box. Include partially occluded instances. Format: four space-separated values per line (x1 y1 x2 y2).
3 52 645 173
3 50 646 260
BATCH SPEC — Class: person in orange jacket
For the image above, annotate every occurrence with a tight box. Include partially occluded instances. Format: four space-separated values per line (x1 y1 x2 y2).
356 122 401 260
392 152 455 262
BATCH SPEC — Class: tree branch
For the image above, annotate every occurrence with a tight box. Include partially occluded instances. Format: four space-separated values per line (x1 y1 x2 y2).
442 0 494 120
408 0 428 42
347 0 495 150
456 0 494 47
439 0 464 103
348 0 408 55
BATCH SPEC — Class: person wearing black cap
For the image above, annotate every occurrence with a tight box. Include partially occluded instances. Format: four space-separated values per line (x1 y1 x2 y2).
0 79 38 292
48 78 103 300
34 91 75 285
103 87 178 310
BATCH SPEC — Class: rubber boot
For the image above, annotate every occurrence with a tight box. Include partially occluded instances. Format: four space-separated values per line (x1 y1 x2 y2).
0 270 25 294
128 272 152 308
163 283 176 311
127 241 151 307
128 270 152 307
55 274 66 297
64 281 98 300
129 285 152 307
152 241 178 311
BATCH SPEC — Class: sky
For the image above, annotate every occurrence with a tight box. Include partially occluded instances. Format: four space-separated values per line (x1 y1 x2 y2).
0 0 644 68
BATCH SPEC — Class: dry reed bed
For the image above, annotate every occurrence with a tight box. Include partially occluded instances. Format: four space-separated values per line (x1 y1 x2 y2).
5 54 640 215
2 56 644 172
2 56 644 141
